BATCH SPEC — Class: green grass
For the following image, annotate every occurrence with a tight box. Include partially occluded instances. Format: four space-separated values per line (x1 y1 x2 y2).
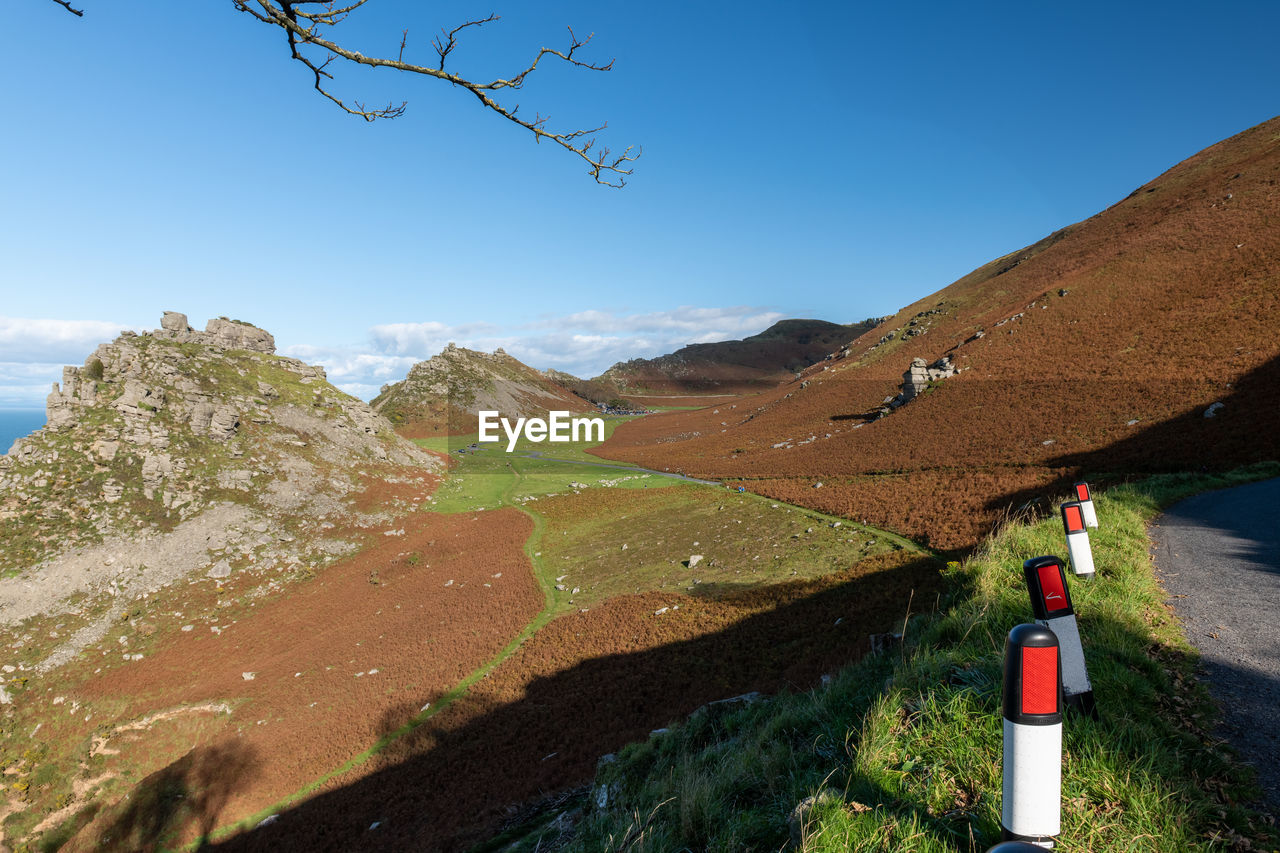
515 463 1280 853
535 486 912 610
417 417 650 514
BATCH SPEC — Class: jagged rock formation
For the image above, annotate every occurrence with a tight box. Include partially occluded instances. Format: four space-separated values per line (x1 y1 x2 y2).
1 313 435 573
878 356 958 415
155 311 277 353
372 343 592 437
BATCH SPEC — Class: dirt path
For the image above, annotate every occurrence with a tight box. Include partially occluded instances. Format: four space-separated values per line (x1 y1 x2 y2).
1151 476 1280 815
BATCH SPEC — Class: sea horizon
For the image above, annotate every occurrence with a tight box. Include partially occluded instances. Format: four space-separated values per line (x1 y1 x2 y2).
0 409 47 454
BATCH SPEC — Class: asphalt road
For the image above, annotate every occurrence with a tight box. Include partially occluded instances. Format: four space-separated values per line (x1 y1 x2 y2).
1151 476 1280 816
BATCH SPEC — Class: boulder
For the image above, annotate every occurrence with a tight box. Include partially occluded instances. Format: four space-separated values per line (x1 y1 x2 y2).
189 402 216 435
209 405 239 441
161 311 191 332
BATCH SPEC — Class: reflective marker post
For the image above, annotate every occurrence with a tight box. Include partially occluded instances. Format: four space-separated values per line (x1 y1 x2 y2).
1060 501 1095 579
1073 482 1098 529
1024 556 1097 718
1002 623 1062 848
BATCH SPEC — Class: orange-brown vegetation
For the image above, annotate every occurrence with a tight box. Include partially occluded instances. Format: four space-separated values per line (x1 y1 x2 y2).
66 508 541 850
742 467 1075 550
626 393 747 408
594 117 1280 550
210 548 942 852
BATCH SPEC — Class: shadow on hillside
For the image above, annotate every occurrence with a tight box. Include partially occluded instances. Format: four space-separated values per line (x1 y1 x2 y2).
982 354 1280 525
1048 354 1280 474
191 554 944 852
94 740 259 853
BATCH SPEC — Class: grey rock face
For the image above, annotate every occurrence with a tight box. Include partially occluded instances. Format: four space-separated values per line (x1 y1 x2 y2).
189 402 217 435
879 356 959 416
204 318 276 354
208 405 240 441
161 311 191 332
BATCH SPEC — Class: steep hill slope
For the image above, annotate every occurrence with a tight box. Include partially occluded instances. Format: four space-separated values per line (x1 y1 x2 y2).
372 344 593 437
595 116 1280 549
599 318 880 396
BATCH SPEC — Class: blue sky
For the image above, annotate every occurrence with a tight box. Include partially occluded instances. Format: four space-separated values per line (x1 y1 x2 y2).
3 0 1279 408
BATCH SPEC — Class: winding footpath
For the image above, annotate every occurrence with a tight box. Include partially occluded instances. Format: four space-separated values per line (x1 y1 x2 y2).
1151 477 1280 815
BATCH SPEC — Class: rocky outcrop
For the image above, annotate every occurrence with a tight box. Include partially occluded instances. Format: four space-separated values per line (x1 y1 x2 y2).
153 313 276 354
161 311 191 332
372 343 591 434
877 356 958 416
1 312 436 572
204 317 276 353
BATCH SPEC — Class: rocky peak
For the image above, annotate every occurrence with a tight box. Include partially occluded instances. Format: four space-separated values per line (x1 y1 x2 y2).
372 343 591 434
2 312 434 573
153 311 276 354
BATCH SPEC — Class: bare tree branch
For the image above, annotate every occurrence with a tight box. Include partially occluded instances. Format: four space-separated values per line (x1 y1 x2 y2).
52 0 637 185
230 1 638 185
48 0 85 15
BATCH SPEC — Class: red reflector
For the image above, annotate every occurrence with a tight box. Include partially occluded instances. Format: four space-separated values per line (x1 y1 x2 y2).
1065 505 1084 532
1037 563 1067 611
1076 483 1090 501
1021 646 1059 715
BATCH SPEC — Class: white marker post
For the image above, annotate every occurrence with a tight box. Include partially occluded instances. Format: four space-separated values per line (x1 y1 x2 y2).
1002 623 1063 848
1024 555 1097 719
1060 501 1095 579
1073 482 1098 529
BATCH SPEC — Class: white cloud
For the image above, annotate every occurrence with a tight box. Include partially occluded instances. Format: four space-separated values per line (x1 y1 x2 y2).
539 306 786 340
277 306 788 403
279 344 421 401
0 362 66 408
0 307 790 408
368 321 501 357
0 317 135 363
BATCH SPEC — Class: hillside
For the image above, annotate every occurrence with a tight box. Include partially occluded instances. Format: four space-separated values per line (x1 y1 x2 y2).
0 312 460 848
371 344 593 437
594 116 1280 550
599 318 880 397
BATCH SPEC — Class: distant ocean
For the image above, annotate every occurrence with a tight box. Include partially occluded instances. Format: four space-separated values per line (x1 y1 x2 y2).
0 410 46 454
